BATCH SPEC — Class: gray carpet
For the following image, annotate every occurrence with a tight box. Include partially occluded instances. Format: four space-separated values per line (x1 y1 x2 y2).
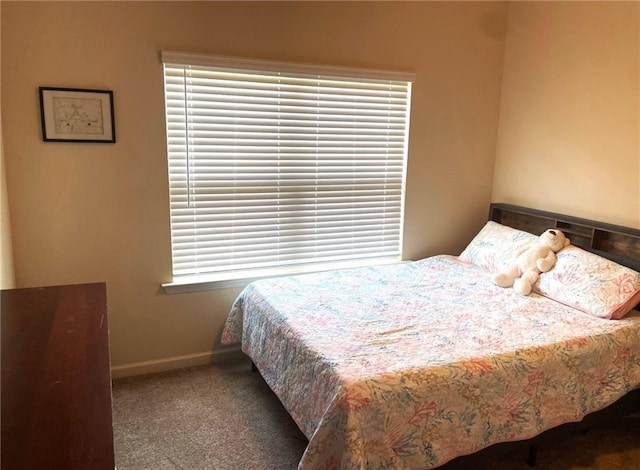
112 358 640 470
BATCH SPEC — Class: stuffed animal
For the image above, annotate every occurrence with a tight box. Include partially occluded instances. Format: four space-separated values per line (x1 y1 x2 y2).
492 229 570 296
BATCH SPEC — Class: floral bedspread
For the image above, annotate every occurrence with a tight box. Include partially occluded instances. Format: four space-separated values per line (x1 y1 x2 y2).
221 255 640 469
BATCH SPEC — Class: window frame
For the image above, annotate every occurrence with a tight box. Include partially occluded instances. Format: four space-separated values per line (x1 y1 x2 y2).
160 51 415 293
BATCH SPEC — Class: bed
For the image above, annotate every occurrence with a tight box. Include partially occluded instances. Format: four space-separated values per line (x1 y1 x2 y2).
220 203 640 469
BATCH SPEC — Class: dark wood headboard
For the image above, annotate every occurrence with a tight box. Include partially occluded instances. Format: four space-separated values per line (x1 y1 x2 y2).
489 203 640 273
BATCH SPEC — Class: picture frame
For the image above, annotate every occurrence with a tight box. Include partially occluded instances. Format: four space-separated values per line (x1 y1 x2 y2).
39 87 116 143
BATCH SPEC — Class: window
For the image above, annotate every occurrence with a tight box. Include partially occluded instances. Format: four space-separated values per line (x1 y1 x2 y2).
161 51 414 291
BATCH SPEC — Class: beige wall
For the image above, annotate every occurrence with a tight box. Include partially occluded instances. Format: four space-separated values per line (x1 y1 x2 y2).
1 2 15 290
493 1 640 228
1 2 507 373
0 135 14 290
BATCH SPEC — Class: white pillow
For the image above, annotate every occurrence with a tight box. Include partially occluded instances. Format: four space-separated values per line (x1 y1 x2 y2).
460 221 640 319
535 245 640 319
459 221 536 273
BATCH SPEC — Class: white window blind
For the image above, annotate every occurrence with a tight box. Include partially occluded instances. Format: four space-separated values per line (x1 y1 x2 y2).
162 51 414 283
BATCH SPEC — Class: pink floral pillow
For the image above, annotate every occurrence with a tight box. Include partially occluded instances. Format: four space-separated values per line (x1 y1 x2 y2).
460 221 640 319
459 221 536 273
535 245 640 319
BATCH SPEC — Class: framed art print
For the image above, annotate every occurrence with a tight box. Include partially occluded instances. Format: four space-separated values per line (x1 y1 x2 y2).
39 87 116 143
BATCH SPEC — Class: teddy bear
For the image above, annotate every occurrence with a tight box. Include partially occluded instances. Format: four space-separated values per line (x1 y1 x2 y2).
492 229 570 296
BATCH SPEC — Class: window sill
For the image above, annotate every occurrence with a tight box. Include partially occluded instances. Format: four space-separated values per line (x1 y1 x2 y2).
161 258 403 294
162 276 254 294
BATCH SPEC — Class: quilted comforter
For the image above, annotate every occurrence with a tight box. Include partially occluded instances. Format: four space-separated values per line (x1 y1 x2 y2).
221 255 640 469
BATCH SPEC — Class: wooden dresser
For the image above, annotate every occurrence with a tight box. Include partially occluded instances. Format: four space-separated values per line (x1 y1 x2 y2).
1 282 115 469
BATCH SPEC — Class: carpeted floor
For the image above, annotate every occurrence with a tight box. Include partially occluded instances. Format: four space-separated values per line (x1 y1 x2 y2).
112 358 640 470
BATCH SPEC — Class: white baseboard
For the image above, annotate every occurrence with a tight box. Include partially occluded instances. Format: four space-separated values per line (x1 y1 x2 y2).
111 347 243 379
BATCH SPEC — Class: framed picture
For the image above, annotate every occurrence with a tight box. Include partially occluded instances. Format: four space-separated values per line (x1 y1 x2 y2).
39 87 116 143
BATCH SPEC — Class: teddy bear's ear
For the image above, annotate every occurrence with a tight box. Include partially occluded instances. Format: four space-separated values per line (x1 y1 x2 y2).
564 238 570 247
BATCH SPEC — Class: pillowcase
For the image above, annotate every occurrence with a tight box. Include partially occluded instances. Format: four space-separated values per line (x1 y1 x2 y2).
459 221 537 273
535 245 640 319
460 220 640 319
